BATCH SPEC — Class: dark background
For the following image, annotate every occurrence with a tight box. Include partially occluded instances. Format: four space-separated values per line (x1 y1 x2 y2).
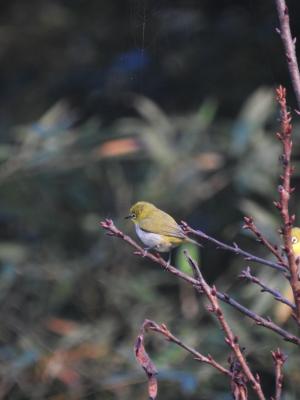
1 1 300 399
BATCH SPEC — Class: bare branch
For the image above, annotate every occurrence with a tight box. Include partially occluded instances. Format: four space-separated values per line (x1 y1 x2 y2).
271 349 287 400
275 0 300 110
185 253 266 400
181 223 287 274
275 86 300 322
142 319 231 376
100 220 300 345
243 217 287 267
239 267 295 310
215 288 300 345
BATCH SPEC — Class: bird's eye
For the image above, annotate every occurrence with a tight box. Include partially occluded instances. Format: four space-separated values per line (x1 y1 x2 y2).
132 213 136 219
292 236 298 244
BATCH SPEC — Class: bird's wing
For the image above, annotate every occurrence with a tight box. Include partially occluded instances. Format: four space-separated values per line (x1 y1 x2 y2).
139 210 186 239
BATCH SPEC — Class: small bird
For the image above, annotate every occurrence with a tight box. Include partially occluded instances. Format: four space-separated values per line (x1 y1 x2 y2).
291 227 300 258
125 201 200 263
291 226 300 280
275 227 300 323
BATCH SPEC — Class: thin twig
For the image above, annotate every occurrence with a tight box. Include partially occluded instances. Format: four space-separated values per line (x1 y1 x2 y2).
271 349 287 400
243 217 287 267
275 86 300 322
239 267 295 310
181 223 287 274
142 319 231 376
232 381 248 400
186 253 266 400
275 0 300 110
214 287 300 344
100 220 300 345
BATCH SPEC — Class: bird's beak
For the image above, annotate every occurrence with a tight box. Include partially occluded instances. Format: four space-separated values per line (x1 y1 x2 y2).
125 214 133 219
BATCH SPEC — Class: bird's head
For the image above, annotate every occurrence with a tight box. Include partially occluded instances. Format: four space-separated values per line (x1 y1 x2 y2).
125 201 157 224
291 227 300 257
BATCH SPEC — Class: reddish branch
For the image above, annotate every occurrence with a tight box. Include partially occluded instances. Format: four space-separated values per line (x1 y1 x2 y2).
214 287 299 344
275 86 300 322
136 320 253 400
275 0 300 110
100 219 300 345
271 349 287 400
185 254 265 400
239 267 295 311
142 319 230 376
243 217 287 267
181 223 287 274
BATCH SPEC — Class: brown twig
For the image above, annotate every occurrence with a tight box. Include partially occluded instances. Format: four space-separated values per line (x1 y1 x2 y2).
100 219 300 345
275 0 300 111
243 217 287 267
275 86 300 322
214 287 300 344
271 349 287 400
185 253 266 400
137 320 251 400
239 267 295 310
181 223 287 274
142 319 231 376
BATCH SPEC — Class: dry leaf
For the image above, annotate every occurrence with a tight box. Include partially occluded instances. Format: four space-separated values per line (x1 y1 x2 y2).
134 332 158 400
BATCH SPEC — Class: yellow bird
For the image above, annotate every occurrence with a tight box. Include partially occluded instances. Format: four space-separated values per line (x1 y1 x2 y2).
126 201 200 262
275 227 300 323
291 227 300 257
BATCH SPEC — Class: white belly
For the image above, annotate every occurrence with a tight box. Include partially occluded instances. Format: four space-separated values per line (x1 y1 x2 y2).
135 224 171 252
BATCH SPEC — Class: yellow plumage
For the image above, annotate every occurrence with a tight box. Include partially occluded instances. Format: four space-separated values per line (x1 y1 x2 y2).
291 227 300 257
126 201 199 253
275 227 300 323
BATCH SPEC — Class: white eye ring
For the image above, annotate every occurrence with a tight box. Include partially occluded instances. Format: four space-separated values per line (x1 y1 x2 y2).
292 236 298 244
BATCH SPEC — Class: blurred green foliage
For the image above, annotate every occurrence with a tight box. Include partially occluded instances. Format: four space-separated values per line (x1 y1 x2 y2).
1 1 300 399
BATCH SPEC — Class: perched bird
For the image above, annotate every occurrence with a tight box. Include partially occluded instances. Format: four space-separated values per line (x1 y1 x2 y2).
275 227 300 323
291 227 300 258
125 201 200 263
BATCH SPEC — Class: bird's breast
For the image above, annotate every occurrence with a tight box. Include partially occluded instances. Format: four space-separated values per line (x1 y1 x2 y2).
135 224 173 252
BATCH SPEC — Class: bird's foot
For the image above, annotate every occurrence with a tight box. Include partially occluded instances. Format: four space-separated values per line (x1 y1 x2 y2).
142 247 154 257
165 252 171 268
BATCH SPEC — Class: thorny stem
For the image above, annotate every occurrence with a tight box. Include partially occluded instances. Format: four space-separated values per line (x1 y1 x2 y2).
186 254 266 400
100 220 300 345
142 320 231 377
239 267 295 311
182 223 287 274
275 0 300 110
243 217 287 267
275 86 300 322
271 349 287 400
